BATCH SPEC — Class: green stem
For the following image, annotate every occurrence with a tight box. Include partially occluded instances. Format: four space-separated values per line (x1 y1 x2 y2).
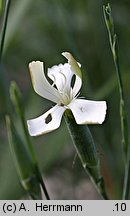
33 165 50 200
113 42 129 157
103 4 129 199
64 110 108 200
0 0 11 61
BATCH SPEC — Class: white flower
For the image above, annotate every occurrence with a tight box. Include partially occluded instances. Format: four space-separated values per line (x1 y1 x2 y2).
27 52 107 136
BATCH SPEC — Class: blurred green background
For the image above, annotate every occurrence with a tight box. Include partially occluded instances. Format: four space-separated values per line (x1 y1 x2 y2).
0 0 130 199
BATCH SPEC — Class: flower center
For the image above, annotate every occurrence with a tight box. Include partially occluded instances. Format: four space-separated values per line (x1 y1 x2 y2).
59 91 72 106
51 71 74 106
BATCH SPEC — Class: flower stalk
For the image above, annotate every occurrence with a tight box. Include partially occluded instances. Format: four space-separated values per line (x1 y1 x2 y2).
103 4 130 199
64 109 108 200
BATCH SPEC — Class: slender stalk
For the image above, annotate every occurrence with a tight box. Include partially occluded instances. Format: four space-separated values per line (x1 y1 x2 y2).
0 0 11 61
39 177 50 200
64 110 108 200
103 4 130 199
85 167 108 200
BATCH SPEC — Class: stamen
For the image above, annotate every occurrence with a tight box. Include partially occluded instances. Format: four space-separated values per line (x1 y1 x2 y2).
59 71 67 88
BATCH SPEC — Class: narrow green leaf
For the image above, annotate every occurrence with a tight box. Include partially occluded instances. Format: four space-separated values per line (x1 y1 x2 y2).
0 0 2 14
6 115 42 200
10 81 36 163
10 81 50 200
10 81 23 116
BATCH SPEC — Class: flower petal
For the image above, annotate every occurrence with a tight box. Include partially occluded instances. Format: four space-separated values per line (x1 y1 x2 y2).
68 99 107 124
48 63 73 94
72 75 82 97
62 52 82 78
62 52 82 97
29 61 61 103
27 105 66 136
